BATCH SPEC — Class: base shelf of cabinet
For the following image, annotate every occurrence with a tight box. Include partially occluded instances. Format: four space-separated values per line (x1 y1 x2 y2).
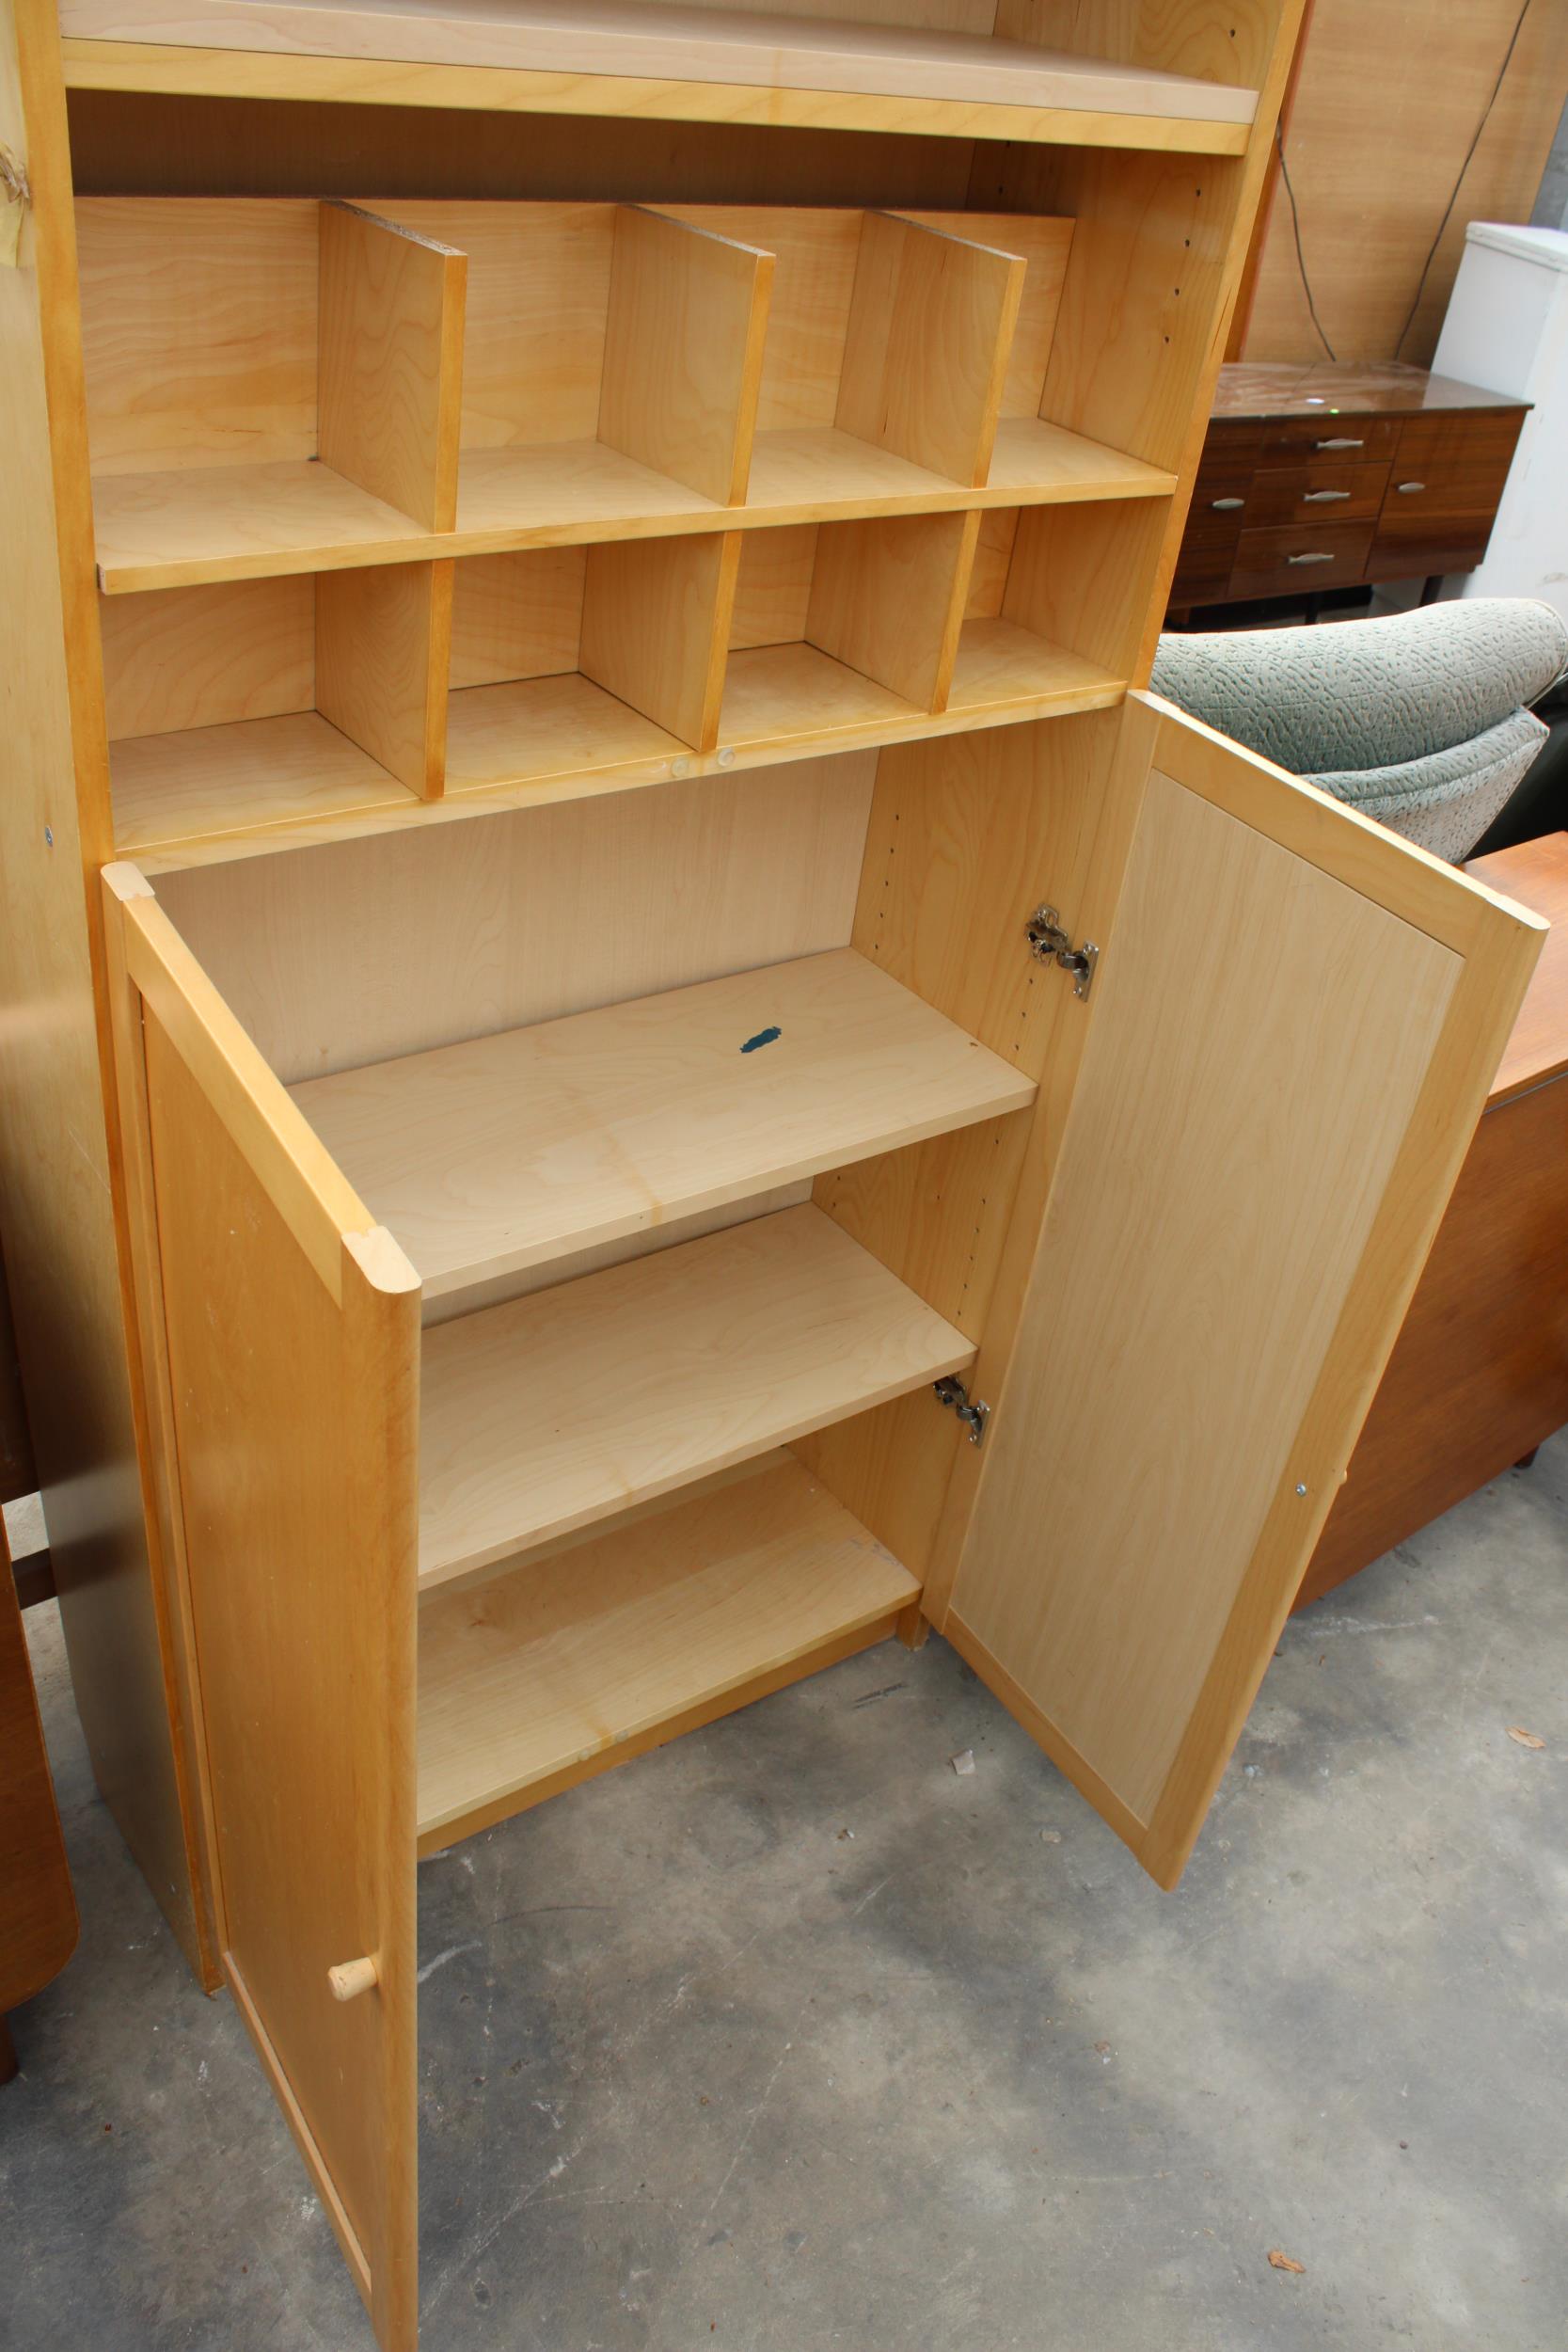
415 1454 919 1853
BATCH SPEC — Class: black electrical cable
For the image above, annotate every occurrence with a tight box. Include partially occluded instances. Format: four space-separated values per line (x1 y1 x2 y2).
1275 119 1337 360
1392 0 1534 360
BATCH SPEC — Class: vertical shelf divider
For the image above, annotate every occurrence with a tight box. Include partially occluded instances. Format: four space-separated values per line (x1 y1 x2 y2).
808 510 980 713
317 199 468 531
317 560 453 800
836 214 1026 489
578 532 741 755
599 206 776 507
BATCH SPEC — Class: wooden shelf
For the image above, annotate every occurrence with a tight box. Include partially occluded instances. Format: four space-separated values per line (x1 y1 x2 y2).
110 709 421 860
947 619 1123 721
444 673 690 797
94 426 1176 597
416 1455 918 1849
293 947 1035 1298
720 641 921 753
418 1202 972 1592
60 3 1258 156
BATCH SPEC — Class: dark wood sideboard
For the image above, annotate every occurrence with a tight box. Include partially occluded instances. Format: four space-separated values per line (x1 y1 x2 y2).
1297 832 1568 1610
1172 362 1528 617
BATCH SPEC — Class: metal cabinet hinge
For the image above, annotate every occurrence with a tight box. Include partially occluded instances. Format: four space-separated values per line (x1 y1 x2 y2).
1026 904 1099 999
934 1375 990 1446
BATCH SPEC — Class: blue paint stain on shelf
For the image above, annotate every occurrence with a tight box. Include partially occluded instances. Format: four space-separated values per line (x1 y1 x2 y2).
740 1025 782 1054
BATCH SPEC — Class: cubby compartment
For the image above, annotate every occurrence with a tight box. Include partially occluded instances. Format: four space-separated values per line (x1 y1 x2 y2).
103 567 451 859
948 499 1175 721
443 535 737 794
721 512 977 752
84 199 467 593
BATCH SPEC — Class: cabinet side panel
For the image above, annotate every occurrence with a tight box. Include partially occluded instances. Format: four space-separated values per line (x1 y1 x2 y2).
0 0 211 1976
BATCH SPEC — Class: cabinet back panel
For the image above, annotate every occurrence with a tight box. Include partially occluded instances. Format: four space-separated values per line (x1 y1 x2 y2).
155 756 876 1082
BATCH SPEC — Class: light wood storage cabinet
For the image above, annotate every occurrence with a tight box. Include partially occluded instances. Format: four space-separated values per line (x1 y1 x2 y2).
0 3 1548 2345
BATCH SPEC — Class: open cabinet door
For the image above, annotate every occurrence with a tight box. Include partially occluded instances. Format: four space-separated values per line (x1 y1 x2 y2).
103 866 421 2352
942 695 1545 1891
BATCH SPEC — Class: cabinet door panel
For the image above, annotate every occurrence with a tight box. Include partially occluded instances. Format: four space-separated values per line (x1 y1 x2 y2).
945 696 1544 1887
103 866 420 2352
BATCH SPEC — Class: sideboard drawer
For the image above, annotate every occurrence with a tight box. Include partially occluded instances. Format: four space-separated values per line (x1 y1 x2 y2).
1247 459 1389 528
1169 538 1236 605
1389 407 1525 505
1261 414 1399 464
1229 521 1373 599
1186 466 1255 545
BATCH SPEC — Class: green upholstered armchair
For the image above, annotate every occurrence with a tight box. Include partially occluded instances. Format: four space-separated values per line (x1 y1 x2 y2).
1150 598 1568 864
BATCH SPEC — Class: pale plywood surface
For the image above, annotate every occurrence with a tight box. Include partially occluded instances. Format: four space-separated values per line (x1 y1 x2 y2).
56 0 1260 121
154 755 876 1082
291 946 1035 1297
721 640 919 750
577 531 737 753
597 204 772 505
93 457 433 594
314 558 451 797
418 1202 973 1586
950 768 1460 1828
945 617 1122 718
110 709 418 858
986 415 1175 501
444 671 690 790
316 200 466 532
417 1456 917 1839
99 576 316 741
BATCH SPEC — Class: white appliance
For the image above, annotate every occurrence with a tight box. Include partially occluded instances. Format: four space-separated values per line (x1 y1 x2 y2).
1432 221 1568 624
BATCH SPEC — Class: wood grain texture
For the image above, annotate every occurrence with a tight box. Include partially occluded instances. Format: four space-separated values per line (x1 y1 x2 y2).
291 946 1035 1296
1296 1071 1568 1610
315 558 451 796
417 1457 916 1847
317 199 466 531
76 195 318 473
1242 0 1568 365
1295 831 1568 1606
948 698 1543 1886
836 211 1023 487
141 1015 419 2348
418 1202 974 1588
56 1 1261 135
0 1515 78 2022
0 0 214 1984
0 1244 36 1504
598 204 771 505
807 510 975 713
449 547 584 688
112 709 418 861
100 577 316 741
153 756 875 1082
578 531 738 752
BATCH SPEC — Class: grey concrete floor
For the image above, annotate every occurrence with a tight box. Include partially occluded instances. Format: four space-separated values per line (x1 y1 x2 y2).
3 1433 1565 2352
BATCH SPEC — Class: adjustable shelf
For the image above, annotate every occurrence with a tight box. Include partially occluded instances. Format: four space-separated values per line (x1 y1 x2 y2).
59 1 1260 155
417 1456 919 1851
417 1204 973 1592
82 199 1176 596
292 947 1036 1299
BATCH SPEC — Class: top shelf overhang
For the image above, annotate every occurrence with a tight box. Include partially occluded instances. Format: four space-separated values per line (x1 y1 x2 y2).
58 0 1259 155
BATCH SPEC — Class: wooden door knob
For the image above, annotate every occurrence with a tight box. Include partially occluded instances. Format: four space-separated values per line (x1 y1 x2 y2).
328 1955 379 2002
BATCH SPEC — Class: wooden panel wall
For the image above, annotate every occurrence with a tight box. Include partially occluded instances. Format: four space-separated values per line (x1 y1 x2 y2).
1243 0 1568 364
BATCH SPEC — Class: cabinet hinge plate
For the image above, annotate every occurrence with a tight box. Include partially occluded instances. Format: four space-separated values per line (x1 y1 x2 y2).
934 1375 990 1445
1026 903 1099 999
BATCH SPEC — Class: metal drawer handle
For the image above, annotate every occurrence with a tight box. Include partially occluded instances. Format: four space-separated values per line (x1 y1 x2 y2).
1396 480 1427 493
1287 551 1336 565
1303 488 1351 502
1314 436 1364 450
1210 495 1244 510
